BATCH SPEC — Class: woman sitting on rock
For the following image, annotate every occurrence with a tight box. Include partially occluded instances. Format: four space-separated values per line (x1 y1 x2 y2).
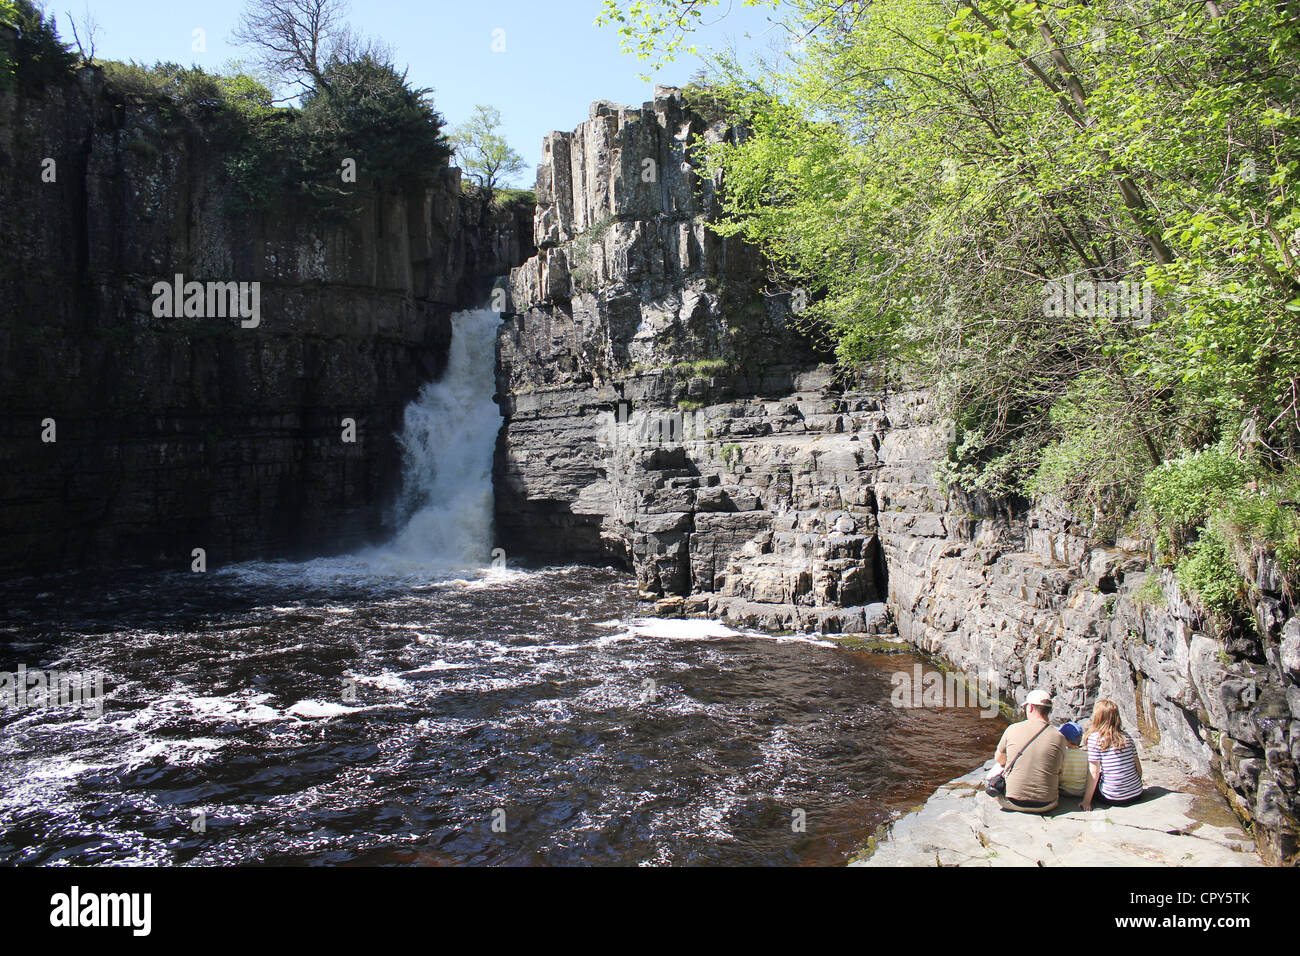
1081 698 1145 811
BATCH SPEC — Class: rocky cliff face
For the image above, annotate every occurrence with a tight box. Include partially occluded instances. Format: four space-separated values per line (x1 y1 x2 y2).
0 67 532 576
876 394 1298 865
495 91 892 632
495 90 1299 864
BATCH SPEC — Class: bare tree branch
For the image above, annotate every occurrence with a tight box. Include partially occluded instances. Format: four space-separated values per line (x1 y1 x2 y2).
231 0 349 96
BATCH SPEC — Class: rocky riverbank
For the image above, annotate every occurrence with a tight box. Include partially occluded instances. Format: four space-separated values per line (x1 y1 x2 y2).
851 752 1260 867
495 89 1299 864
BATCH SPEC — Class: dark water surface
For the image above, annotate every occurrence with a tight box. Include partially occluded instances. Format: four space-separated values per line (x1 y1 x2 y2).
0 561 1005 866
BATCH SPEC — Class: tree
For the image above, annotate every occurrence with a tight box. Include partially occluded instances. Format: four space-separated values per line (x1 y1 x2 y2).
231 0 348 97
0 0 76 92
65 5 99 63
605 0 1300 603
450 105 527 193
298 52 451 188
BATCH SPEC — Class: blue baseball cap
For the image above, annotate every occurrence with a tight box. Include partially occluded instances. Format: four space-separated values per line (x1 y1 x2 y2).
1059 721 1083 744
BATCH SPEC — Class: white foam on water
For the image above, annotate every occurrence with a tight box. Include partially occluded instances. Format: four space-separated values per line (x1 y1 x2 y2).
183 694 283 723
124 738 227 769
285 699 366 719
350 673 411 693
627 618 745 640
457 567 537 589
760 632 839 648
623 616 838 647
402 661 469 674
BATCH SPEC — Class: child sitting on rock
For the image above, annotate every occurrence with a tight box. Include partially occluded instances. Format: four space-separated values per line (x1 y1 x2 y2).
1057 721 1088 798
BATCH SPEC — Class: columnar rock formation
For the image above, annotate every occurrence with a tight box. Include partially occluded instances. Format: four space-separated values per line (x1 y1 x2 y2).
496 91 890 631
496 90 1299 864
0 66 532 574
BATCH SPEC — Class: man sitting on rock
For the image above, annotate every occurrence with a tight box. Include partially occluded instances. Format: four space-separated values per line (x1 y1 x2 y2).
992 689 1066 814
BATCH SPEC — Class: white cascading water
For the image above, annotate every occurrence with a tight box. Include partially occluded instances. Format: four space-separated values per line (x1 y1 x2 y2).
215 307 503 588
385 308 502 567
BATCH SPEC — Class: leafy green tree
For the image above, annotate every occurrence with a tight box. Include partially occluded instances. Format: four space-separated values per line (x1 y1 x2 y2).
0 0 76 92
450 105 527 193
600 0 1300 605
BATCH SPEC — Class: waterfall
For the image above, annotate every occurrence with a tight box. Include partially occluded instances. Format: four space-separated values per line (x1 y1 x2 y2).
386 308 502 567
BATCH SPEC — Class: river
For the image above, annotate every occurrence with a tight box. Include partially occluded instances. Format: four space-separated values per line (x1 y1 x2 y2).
0 310 1005 866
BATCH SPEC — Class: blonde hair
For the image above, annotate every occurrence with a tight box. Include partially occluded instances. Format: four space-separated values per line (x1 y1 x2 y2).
1085 698 1126 752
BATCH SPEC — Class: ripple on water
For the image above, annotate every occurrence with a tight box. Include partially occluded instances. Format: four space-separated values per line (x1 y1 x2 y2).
0 563 1005 866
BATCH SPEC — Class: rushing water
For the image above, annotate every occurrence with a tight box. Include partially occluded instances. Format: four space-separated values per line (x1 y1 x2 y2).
0 310 1006 866
387 309 501 566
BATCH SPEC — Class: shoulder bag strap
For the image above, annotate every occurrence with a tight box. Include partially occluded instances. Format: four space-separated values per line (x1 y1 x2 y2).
1004 723 1051 781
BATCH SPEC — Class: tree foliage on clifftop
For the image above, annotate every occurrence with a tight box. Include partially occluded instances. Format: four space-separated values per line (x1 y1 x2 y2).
97 55 449 214
602 0 1300 619
0 0 76 92
450 104 528 194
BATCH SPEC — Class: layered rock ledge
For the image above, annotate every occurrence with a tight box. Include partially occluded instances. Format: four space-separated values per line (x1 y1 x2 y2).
852 754 1260 867
495 90 1300 864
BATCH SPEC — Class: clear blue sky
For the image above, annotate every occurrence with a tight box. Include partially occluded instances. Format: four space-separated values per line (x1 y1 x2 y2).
60 0 787 187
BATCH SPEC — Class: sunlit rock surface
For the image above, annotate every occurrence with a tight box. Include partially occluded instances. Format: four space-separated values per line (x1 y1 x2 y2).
852 756 1260 867
495 90 1299 865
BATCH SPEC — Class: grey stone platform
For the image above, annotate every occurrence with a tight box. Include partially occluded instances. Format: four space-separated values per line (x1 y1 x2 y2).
851 756 1260 867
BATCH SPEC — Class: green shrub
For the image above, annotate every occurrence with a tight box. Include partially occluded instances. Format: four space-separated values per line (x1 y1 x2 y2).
1175 526 1245 616
101 62 273 132
1214 474 1300 591
1132 573 1166 610
1142 439 1255 546
98 55 451 215
1028 374 1155 533
673 358 729 375
935 425 1039 500
491 187 537 211
100 60 169 101
1142 440 1299 609
297 53 451 191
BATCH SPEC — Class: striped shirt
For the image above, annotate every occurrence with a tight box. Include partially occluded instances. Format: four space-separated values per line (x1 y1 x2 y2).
1086 731 1143 801
1060 746 1089 797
